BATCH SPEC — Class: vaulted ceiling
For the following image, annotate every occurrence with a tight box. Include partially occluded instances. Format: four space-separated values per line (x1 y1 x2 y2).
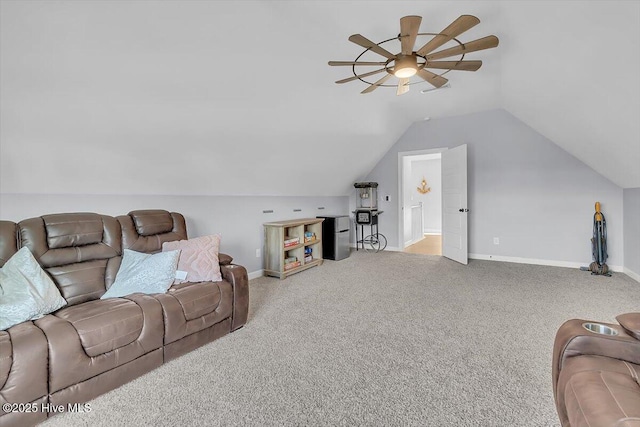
1 1 638 196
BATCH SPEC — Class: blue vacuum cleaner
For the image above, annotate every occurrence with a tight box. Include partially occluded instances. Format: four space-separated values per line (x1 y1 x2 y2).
580 202 611 276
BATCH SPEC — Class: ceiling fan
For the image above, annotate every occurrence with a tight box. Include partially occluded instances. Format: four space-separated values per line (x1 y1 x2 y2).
328 15 499 95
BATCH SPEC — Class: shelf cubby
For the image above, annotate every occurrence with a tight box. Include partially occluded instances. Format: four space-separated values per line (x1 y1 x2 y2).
264 218 324 279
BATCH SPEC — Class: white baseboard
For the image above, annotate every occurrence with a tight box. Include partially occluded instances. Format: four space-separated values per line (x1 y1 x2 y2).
249 258 638 283
350 243 402 252
423 229 441 235
468 253 624 274
248 269 264 280
624 267 640 283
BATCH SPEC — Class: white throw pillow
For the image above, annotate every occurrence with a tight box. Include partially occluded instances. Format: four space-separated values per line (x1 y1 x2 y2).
101 249 180 299
0 246 67 331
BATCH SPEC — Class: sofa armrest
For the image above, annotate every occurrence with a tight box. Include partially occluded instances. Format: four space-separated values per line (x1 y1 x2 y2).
617 312 640 340
220 264 248 331
219 253 233 266
552 318 640 401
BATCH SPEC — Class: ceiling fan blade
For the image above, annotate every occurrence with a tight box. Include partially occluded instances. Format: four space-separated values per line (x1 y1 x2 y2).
328 61 388 66
349 34 396 59
335 68 389 84
426 35 499 61
396 77 410 96
400 15 422 55
425 60 482 71
416 15 480 57
417 69 448 88
361 73 393 94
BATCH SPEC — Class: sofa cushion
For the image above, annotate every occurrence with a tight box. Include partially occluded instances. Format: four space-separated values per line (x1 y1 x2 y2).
35 293 163 395
162 235 222 284
0 247 67 330
118 211 187 253
169 281 222 321
130 210 175 236
18 213 122 306
154 280 233 345
43 213 105 249
565 370 640 427
55 298 144 357
559 355 640 427
101 249 180 299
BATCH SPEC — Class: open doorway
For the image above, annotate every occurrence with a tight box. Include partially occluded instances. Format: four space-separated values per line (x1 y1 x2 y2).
398 150 443 256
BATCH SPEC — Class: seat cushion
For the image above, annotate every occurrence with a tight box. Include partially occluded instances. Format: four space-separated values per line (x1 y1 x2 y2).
560 355 640 427
35 293 163 394
169 281 223 321
55 298 144 357
154 280 233 344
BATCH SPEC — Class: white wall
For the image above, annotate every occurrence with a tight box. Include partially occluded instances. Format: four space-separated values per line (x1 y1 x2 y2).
623 188 640 280
410 158 442 233
0 193 349 276
366 109 625 269
402 157 412 245
500 1 640 189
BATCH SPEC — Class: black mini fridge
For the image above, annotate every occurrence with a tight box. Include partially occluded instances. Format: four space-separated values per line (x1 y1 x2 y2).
317 215 351 260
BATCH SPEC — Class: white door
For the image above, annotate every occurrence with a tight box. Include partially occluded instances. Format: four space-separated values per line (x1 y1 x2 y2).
441 144 468 264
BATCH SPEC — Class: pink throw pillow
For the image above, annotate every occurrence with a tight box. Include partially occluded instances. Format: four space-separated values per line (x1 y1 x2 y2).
162 234 222 283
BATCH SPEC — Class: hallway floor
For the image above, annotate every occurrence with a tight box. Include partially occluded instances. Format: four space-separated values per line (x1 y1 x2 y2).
403 234 442 256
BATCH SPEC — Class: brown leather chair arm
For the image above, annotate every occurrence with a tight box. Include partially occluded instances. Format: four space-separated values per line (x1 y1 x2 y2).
617 312 640 340
220 264 248 331
218 253 233 266
552 318 640 401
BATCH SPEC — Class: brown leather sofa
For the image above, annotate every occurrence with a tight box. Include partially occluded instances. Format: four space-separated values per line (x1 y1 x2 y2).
0 210 248 427
553 313 640 427
0 221 49 427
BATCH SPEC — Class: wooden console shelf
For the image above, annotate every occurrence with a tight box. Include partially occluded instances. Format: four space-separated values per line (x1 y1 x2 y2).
263 218 324 279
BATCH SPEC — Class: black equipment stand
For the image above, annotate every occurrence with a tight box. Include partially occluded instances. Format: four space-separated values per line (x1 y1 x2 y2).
354 210 387 252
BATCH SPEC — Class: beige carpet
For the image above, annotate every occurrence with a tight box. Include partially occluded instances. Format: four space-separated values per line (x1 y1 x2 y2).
43 251 639 426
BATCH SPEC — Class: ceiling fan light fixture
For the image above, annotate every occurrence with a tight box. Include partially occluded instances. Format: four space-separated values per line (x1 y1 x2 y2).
393 55 417 78
329 14 498 95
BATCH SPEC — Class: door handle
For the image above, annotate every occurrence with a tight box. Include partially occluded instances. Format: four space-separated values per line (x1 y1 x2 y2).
458 208 469 212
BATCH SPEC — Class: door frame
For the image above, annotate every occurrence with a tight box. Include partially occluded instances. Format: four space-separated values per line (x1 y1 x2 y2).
397 148 447 250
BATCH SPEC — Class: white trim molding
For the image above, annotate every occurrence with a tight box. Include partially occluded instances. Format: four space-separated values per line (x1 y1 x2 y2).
469 253 624 274
397 147 447 251
624 267 640 283
248 269 264 280
351 243 402 252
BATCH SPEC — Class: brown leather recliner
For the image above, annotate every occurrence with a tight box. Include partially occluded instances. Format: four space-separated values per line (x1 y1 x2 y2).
0 221 49 427
0 210 249 427
116 210 249 361
20 213 166 409
552 313 640 427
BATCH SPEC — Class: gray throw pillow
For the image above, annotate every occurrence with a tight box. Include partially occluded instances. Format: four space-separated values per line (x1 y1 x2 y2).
101 249 180 299
0 247 67 331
